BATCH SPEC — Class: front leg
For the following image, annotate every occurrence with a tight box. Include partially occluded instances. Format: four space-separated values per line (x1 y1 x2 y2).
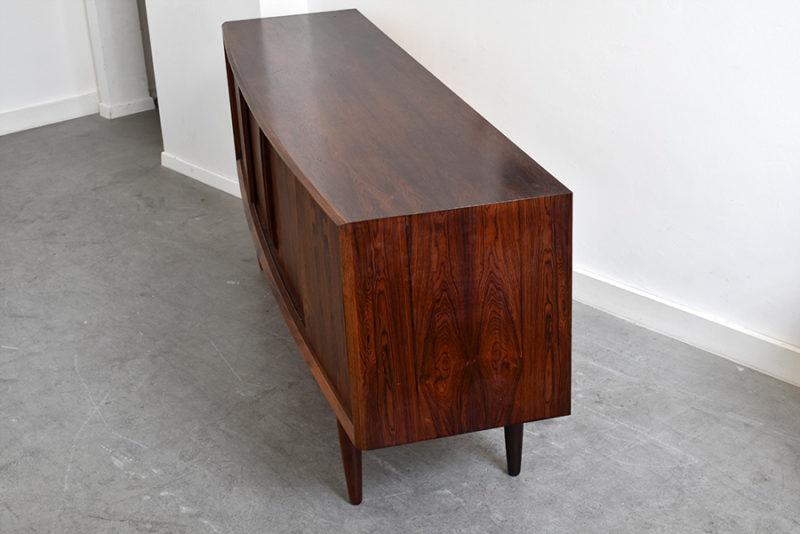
504 423 523 476
337 420 362 504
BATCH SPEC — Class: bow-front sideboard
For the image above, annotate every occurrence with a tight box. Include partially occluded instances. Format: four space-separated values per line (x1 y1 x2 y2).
223 9 572 505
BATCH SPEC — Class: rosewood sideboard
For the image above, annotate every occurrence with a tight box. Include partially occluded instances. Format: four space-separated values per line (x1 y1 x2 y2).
223 10 572 505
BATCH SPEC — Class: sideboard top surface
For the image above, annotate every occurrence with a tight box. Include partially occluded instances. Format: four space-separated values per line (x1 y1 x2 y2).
223 9 570 224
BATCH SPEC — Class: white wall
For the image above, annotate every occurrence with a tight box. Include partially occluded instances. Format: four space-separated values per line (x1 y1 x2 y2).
144 0 307 196
144 0 262 196
304 0 800 384
260 0 308 17
0 1 98 135
84 0 155 119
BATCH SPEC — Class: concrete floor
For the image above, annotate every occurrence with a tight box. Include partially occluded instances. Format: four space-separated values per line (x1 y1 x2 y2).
1 111 799 534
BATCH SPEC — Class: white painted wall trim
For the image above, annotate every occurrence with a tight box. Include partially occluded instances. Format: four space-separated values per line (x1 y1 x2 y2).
161 152 241 198
0 92 99 136
574 269 800 387
98 96 155 119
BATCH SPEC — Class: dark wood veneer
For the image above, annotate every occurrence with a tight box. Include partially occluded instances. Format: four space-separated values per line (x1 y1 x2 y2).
224 9 572 504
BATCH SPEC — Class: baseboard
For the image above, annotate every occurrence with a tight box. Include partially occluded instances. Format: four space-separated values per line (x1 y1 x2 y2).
0 92 99 136
98 96 155 119
573 269 800 388
161 152 241 198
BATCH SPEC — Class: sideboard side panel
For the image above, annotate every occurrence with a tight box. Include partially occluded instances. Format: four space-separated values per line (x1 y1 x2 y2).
342 217 418 450
408 202 525 437
519 194 572 422
344 196 571 450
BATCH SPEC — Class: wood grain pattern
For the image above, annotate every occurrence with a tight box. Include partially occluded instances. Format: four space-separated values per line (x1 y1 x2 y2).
342 218 416 449
522 195 573 422
343 197 571 450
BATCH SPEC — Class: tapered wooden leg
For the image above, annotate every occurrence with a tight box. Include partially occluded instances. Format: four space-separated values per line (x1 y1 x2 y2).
504 423 523 476
337 420 362 505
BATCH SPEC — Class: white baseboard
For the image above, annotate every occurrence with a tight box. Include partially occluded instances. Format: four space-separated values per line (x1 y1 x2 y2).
0 92 99 136
98 96 155 119
161 152 241 198
574 269 800 387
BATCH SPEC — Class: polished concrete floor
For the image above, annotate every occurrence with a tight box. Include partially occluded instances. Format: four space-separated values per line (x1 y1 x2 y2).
1 111 799 533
